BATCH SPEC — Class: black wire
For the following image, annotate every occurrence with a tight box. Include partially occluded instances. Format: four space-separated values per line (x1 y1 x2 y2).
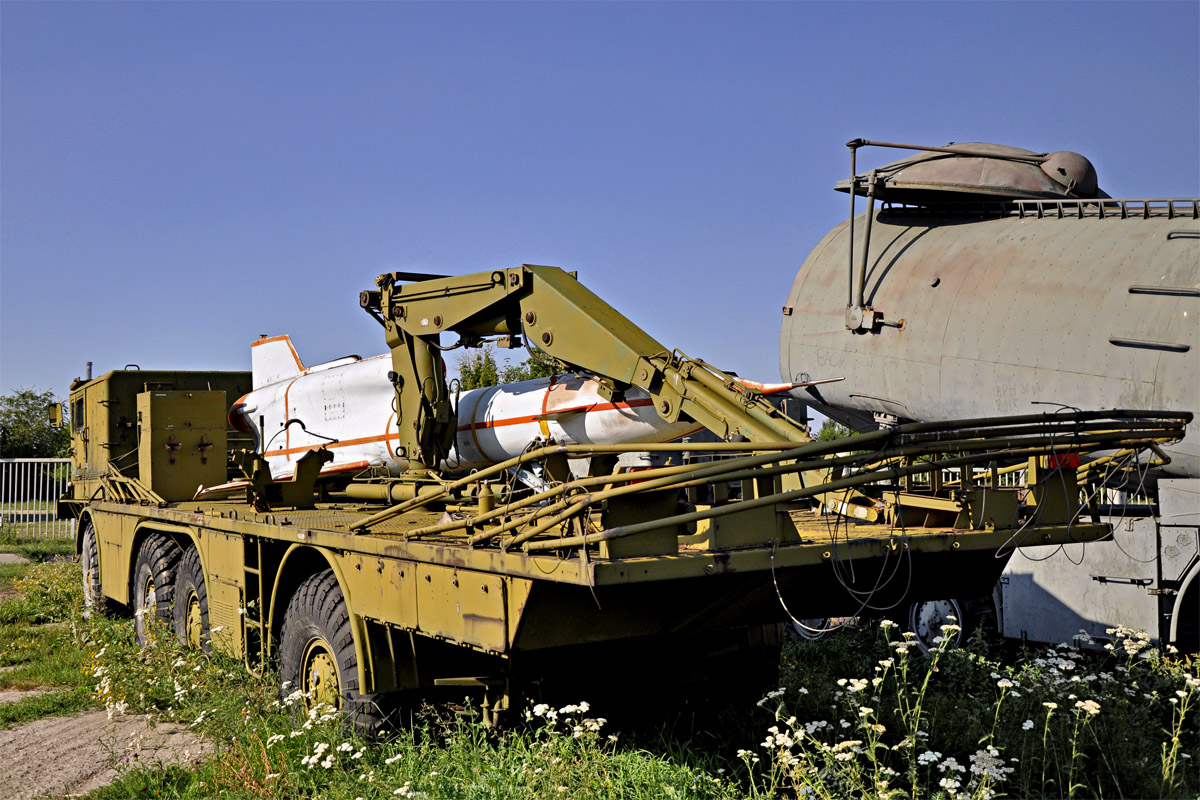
264 418 339 452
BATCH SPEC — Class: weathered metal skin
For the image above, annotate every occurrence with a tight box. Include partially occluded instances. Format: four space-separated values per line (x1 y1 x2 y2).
781 198 1199 479
834 142 1105 202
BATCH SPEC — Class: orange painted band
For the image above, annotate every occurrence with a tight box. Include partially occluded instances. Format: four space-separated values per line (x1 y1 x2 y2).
456 397 655 433
270 432 399 459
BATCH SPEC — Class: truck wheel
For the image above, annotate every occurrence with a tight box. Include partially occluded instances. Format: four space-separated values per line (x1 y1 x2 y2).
173 546 209 653
789 618 833 642
906 595 996 655
133 534 182 646
80 520 103 617
279 569 388 734
907 598 967 654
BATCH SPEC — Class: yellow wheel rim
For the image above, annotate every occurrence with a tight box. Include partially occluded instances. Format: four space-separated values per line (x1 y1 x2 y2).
141 575 158 640
83 562 96 605
144 576 156 618
301 639 341 710
185 591 204 648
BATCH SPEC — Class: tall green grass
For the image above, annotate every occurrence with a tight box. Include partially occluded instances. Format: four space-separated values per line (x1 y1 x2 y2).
762 622 1197 798
0 551 96 727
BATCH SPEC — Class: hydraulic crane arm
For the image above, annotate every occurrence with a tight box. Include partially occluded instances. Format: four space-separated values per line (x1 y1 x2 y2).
360 265 811 473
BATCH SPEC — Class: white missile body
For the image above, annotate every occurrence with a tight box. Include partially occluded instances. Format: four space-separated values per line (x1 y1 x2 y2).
450 373 703 471
229 335 707 481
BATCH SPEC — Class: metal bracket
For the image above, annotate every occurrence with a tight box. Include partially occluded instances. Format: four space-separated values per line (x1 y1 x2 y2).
1090 575 1152 587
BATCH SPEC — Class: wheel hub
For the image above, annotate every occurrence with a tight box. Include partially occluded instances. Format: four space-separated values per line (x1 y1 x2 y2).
301 640 341 710
185 592 203 648
911 599 962 649
143 576 157 624
83 561 95 605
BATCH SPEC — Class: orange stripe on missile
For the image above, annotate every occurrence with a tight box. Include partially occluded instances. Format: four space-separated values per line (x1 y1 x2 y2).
457 398 656 433
269 432 399 459
538 375 556 439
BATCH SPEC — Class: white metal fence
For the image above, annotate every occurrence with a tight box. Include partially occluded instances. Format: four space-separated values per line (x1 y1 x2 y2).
0 458 76 540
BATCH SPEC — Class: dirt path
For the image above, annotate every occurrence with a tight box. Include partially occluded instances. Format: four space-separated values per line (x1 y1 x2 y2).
0 698 210 799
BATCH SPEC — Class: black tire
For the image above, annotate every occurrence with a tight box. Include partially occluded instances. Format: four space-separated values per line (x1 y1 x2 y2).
80 520 104 616
906 595 996 655
279 569 389 735
788 618 833 643
172 546 210 654
132 534 182 645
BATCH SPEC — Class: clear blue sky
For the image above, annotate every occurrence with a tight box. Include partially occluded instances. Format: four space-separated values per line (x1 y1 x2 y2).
3 1 1197 401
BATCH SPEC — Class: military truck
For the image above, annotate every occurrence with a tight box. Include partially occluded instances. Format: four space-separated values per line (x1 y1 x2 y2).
56 265 1188 728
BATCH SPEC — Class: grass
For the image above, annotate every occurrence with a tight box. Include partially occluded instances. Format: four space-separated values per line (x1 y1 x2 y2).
0 524 77 545
0 500 57 512
0 546 98 728
764 623 1198 798
0 538 1196 799
0 527 76 560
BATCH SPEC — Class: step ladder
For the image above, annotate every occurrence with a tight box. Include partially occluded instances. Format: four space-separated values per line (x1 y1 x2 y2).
243 538 267 676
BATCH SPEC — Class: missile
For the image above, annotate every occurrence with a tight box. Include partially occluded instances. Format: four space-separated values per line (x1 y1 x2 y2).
227 336 820 489
227 336 397 481
450 371 703 471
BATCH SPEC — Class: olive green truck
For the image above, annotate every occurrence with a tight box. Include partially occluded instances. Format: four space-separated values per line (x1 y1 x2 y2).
55 266 1189 729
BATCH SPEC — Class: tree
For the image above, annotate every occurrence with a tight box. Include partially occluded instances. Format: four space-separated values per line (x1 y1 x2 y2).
499 355 557 384
456 348 500 390
815 417 851 442
456 346 559 390
0 387 70 458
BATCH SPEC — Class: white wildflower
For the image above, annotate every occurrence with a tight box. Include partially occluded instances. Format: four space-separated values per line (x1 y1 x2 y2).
938 756 966 773
918 750 942 765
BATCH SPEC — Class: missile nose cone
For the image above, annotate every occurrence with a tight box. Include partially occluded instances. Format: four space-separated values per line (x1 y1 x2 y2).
228 392 254 433
1040 151 1099 197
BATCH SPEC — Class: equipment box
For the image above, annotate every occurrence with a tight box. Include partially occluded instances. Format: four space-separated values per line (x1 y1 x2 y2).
137 390 227 501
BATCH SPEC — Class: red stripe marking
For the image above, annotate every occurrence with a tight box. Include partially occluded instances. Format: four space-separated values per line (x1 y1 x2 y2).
272 459 372 482
456 397 655 433
271 432 399 458
282 377 302 461
539 374 557 433
320 460 371 474
465 389 486 456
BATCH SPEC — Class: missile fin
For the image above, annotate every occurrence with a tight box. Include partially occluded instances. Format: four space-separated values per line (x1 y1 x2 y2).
251 335 306 389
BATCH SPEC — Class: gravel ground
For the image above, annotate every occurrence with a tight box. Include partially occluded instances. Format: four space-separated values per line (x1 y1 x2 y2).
0 692 209 799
